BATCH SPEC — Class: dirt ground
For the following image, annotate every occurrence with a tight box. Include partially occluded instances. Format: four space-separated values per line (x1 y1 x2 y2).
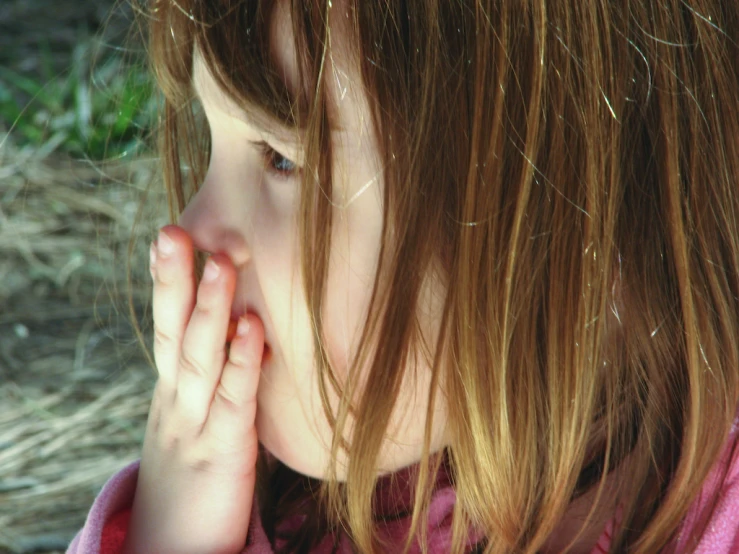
1 1 165 551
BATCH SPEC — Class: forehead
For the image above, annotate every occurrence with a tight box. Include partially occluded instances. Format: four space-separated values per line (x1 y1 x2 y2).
191 43 299 142
268 0 362 125
192 0 364 137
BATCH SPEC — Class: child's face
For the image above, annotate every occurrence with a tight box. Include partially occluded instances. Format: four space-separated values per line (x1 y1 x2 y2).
178 0 448 479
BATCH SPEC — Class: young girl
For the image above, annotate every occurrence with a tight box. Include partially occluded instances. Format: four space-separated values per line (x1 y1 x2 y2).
68 0 739 552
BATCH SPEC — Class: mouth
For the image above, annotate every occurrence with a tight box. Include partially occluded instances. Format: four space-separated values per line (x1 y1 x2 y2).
226 317 273 363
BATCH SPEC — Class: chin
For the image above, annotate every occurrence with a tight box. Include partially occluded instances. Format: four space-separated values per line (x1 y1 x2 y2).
255 400 335 480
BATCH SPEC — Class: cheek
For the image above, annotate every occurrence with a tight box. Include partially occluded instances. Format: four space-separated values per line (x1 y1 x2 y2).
320 166 384 386
252 209 295 307
251 192 312 363
322 223 380 380
323 304 361 383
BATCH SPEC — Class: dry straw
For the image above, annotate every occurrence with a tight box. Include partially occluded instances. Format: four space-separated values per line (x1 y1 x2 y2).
0 130 165 553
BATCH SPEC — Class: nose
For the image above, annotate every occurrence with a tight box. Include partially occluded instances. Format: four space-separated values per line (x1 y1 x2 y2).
177 180 252 269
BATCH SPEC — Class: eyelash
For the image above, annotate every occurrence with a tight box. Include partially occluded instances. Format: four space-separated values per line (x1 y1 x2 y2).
256 141 299 179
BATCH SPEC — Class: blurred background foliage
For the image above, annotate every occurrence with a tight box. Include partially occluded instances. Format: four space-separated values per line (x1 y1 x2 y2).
0 0 157 160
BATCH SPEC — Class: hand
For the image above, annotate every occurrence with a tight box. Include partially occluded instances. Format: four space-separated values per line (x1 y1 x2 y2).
122 225 265 554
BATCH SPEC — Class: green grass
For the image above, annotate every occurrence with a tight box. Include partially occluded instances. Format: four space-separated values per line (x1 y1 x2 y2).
0 40 158 160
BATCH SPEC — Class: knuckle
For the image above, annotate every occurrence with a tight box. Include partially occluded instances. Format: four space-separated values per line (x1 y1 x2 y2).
193 299 216 319
227 347 247 366
187 454 216 473
196 284 218 309
154 263 174 285
178 351 210 379
153 324 178 353
214 382 243 412
158 431 183 453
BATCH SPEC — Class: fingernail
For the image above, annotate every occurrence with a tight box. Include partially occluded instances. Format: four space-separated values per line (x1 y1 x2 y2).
236 318 250 338
203 259 220 282
158 230 174 257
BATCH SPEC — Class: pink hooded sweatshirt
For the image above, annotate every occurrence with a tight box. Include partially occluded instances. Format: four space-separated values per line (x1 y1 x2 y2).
67 419 739 554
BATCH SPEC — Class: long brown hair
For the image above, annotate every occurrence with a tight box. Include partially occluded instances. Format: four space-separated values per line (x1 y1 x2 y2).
136 0 739 552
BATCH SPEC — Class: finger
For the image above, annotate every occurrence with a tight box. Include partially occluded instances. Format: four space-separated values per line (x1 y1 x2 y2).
176 253 237 426
203 314 265 453
151 226 196 386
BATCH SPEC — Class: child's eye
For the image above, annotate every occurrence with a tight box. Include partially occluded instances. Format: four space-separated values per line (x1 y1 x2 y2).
256 141 299 178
